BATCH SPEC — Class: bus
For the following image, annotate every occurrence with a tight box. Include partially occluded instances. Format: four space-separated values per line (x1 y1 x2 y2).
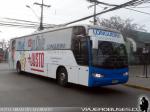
0 50 4 62
9 25 128 87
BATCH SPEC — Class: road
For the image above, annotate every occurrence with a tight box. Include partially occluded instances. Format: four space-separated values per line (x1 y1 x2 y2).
0 63 149 108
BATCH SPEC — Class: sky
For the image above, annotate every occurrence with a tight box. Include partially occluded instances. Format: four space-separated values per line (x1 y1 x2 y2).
0 0 150 41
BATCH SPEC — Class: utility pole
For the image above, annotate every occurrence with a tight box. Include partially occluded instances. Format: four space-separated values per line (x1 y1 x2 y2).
93 1 97 25
34 0 51 30
87 0 98 25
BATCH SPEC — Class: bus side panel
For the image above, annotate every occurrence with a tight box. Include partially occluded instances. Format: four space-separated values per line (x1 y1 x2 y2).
78 66 89 86
14 50 47 77
25 51 48 77
9 26 90 86
47 64 58 79
47 50 79 84
44 28 72 50
60 50 78 84
66 66 78 84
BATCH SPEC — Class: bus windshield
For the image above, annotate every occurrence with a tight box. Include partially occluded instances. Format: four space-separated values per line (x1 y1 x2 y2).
92 41 128 69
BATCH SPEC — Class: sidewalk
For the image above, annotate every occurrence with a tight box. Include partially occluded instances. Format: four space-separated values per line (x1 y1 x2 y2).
124 65 150 91
125 77 150 91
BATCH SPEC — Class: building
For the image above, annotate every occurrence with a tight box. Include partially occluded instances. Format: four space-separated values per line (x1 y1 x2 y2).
126 30 150 65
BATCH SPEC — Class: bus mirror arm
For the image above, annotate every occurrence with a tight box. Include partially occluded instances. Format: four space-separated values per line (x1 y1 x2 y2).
86 36 90 39
76 34 85 38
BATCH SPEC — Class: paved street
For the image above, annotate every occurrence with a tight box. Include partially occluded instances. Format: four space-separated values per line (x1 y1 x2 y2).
0 63 149 107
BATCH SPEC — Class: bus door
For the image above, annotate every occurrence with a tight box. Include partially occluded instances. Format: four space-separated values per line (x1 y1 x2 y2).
73 36 89 86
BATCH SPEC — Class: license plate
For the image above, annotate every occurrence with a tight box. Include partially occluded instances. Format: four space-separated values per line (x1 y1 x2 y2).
112 80 118 84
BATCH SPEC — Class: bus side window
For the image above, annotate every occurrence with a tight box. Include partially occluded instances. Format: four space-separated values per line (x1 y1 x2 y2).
80 39 89 65
72 38 89 66
73 39 80 55
72 26 89 66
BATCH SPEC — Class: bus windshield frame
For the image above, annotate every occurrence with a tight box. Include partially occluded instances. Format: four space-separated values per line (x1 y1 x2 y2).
88 28 128 69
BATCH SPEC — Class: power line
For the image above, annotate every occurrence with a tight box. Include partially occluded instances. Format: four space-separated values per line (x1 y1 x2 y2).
3 18 48 25
0 18 59 29
125 7 150 15
0 22 53 29
0 20 38 28
87 0 117 6
64 0 146 25
130 5 150 8
87 0 150 16
0 0 149 29
0 17 57 29
0 20 38 26
0 19 45 29
0 23 38 28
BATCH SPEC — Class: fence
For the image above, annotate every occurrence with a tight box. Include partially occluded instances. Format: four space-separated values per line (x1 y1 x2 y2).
129 54 150 78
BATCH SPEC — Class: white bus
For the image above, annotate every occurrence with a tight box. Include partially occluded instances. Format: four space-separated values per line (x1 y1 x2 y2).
9 25 128 87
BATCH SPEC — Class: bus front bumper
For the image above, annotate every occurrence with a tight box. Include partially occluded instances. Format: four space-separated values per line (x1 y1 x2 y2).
88 67 129 87
88 76 128 87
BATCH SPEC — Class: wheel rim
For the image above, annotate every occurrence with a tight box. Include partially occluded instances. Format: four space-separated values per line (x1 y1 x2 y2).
17 67 19 72
60 73 66 82
17 64 21 73
17 65 19 72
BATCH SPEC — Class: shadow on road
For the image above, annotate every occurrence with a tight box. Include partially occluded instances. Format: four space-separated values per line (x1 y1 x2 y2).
12 71 126 95
67 84 126 95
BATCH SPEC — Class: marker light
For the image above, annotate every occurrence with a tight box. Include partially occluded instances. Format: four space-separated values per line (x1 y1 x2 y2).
93 73 104 78
123 72 128 76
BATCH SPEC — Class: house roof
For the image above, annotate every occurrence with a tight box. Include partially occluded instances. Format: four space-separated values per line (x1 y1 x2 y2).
131 31 150 44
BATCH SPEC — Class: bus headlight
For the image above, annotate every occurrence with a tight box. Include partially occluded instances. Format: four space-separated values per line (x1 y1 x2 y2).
93 73 104 78
123 72 128 76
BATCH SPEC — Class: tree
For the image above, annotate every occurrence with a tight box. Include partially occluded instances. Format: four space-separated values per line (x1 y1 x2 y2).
0 39 9 61
97 16 146 38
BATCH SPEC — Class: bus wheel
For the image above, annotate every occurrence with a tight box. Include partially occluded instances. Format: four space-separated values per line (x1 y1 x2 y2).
16 62 22 74
57 68 68 87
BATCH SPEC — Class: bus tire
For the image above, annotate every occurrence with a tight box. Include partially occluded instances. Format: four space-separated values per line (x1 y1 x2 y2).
16 61 22 74
57 67 68 87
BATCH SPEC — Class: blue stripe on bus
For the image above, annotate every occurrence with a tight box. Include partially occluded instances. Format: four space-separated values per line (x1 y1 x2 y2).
88 66 129 87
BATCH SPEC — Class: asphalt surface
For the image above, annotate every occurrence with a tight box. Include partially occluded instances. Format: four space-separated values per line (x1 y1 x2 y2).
0 63 149 108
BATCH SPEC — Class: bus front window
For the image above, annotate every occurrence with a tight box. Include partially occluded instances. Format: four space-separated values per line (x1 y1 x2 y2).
92 41 128 69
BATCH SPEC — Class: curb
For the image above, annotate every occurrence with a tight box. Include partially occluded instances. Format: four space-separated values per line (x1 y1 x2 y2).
124 84 150 91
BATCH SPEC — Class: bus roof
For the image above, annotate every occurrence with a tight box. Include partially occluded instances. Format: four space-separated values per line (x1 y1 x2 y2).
10 24 121 40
